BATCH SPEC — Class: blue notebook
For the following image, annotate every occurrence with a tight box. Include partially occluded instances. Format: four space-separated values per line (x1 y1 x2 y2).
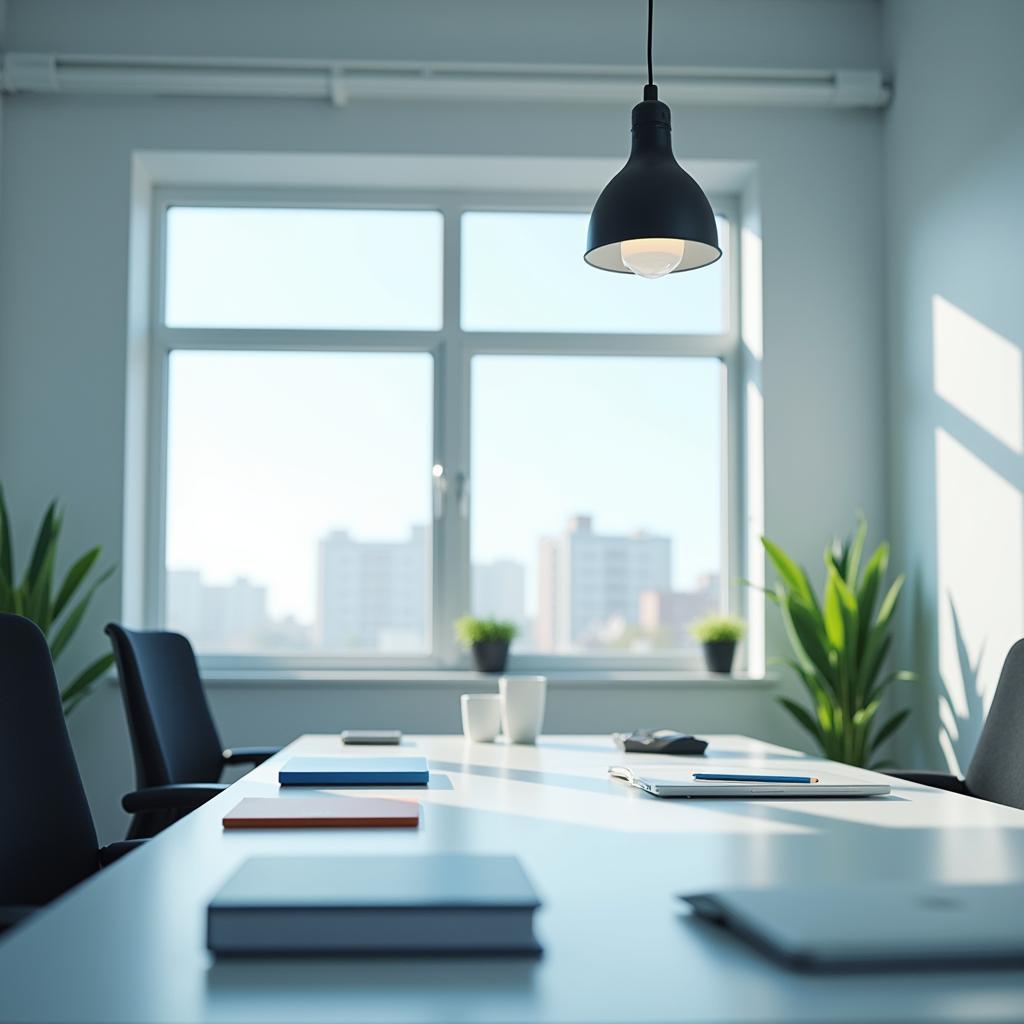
278 756 429 786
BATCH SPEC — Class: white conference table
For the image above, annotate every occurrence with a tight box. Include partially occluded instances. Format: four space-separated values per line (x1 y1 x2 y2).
3 733 1024 1023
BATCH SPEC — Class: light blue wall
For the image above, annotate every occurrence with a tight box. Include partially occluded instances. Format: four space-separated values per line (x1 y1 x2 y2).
0 0 888 840
883 0 1024 771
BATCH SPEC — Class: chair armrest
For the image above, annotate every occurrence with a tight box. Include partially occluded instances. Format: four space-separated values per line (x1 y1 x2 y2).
97 839 147 867
122 783 226 814
886 770 968 793
223 746 279 766
0 905 38 933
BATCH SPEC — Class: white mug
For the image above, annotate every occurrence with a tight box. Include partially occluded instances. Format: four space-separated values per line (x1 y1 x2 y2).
498 675 547 745
460 693 502 743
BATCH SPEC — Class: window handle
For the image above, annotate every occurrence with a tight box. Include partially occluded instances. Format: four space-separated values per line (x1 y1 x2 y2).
432 464 447 519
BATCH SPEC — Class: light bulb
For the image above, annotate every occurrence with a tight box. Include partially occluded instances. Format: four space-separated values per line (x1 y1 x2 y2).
620 237 686 279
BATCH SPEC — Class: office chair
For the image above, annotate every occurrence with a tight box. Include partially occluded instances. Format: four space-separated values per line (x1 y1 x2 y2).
106 624 278 838
888 639 1024 811
0 613 187 934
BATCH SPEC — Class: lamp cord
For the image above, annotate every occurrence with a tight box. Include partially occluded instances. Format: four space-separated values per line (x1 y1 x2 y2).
647 0 654 87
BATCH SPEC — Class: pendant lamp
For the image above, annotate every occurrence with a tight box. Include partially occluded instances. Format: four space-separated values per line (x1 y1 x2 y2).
585 0 721 279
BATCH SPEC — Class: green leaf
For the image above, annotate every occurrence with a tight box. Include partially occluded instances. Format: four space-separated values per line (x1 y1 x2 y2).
740 578 780 604
761 537 815 607
833 568 861 665
865 668 916 706
852 699 881 728
822 568 846 651
49 565 114 661
845 517 868 589
861 630 893 695
782 658 831 709
869 707 910 754
779 697 824 747
780 592 837 693
855 542 887 654
24 502 60 589
864 674 899 710
875 574 906 631
52 546 102 624
22 535 58 631
60 652 115 711
0 484 13 586
824 541 842 579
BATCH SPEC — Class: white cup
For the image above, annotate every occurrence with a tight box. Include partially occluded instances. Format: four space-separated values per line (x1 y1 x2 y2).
460 693 502 742
498 675 547 745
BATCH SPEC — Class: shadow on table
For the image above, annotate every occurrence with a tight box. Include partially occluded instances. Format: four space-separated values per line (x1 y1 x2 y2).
534 739 618 754
703 748 813 761
206 954 541 1015
429 760 628 796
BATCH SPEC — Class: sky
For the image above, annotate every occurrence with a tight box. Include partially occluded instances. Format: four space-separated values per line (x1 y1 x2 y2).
164 207 727 626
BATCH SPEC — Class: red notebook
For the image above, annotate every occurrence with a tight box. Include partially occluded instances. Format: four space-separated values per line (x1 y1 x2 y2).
223 795 420 829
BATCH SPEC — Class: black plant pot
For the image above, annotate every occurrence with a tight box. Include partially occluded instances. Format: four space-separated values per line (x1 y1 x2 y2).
471 639 510 674
703 641 736 675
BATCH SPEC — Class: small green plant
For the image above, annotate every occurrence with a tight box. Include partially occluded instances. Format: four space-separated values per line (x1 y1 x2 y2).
690 614 746 644
755 517 914 769
455 616 518 647
0 486 116 715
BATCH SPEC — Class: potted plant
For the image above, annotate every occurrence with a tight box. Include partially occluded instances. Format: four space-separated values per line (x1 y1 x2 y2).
0 485 116 715
690 615 746 674
455 616 518 673
755 518 915 768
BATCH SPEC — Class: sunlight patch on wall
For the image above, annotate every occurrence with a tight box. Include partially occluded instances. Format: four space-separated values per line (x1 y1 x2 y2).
934 426 1023 771
933 294 1023 453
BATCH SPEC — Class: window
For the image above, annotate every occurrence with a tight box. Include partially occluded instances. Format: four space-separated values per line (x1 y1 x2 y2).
165 351 433 655
150 195 736 670
461 212 726 334
470 355 722 656
165 207 443 330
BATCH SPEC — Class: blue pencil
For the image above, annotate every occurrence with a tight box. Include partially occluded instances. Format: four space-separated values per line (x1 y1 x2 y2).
693 772 819 784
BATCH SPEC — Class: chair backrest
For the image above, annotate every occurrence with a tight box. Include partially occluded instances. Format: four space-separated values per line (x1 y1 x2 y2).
0 614 100 905
105 625 224 787
966 639 1024 810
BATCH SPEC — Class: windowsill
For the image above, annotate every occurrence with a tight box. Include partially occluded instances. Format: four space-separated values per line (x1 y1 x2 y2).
182 669 778 688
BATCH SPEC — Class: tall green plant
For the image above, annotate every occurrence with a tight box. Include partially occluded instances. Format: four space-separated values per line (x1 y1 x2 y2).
757 519 914 768
0 486 116 715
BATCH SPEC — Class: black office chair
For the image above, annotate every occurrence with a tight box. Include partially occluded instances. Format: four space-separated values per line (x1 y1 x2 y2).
106 624 278 838
889 639 1024 811
0 613 149 934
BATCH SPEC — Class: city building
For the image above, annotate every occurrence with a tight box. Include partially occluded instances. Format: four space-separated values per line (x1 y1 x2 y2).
535 515 671 651
317 525 429 652
165 570 270 651
638 574 722 650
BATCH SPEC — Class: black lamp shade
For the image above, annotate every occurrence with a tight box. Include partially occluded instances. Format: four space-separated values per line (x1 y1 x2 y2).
585 93 721 274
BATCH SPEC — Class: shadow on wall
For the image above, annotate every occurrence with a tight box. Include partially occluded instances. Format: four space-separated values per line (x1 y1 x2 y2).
937 599 987 772
928 295 1023 773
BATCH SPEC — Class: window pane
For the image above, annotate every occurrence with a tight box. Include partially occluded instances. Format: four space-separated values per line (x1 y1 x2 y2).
461 212 727 334
471 356 722 655
165 207 443 330
165 351 433 654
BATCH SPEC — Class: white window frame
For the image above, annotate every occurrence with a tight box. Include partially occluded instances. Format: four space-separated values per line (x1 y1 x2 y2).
145 184 742 673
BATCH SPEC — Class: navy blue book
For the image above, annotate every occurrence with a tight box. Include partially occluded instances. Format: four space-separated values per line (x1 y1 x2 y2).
278 756 429 786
